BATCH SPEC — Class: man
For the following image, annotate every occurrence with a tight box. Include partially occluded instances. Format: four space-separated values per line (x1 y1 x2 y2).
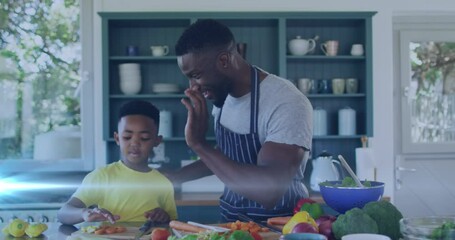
171 19 313 221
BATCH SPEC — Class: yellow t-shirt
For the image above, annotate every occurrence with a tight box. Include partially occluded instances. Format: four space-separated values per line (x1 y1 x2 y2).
73 161 177 222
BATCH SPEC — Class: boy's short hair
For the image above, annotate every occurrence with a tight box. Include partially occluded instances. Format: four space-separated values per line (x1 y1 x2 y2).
118 100 160 127
175 19 235 56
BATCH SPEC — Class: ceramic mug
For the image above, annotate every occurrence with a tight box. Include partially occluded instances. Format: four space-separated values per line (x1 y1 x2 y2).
350 44 364 56
150 45 169 56
332 78 345 94
318 79 330 94
297 78 313 94
321 40 339 56
346 78 359 93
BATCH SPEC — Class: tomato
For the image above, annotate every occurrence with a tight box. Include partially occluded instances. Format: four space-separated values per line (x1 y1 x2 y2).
150 228 171 240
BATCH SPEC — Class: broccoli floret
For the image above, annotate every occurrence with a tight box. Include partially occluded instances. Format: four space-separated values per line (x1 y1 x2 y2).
340 176 356 187
362 200 404 240
332 208 379 239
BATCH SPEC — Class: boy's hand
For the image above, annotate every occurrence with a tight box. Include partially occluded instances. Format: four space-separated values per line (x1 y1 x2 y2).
82 207 120 224
144 207 170 223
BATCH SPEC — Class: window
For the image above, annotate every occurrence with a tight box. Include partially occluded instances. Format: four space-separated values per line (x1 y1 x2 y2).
0 0 93 172
394 15 455 154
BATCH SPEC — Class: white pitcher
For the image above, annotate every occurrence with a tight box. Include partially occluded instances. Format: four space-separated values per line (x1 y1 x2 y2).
310 151 342 192
288 36 316 56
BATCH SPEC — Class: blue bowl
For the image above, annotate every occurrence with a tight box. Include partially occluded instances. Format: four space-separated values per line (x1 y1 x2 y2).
319 180 384 214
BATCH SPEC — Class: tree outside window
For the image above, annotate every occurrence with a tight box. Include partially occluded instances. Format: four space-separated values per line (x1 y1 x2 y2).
0 0 81 160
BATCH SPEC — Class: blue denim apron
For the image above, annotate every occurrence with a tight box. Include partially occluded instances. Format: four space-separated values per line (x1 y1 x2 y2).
217 66 306 222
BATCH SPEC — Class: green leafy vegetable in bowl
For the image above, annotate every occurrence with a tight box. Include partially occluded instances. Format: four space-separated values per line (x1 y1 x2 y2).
430 221 455 239
320 176 372 187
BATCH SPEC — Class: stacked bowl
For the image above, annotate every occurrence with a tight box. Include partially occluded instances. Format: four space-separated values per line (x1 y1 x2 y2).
118 63 142 95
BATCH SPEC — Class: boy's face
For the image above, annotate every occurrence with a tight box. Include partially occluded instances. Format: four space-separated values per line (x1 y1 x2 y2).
114 115 161 166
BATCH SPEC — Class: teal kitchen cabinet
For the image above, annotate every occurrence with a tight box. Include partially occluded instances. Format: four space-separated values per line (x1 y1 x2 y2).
99 12 375 171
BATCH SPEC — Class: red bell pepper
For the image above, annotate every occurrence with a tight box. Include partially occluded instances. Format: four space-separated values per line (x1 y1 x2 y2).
293 198 316 214
293 198 324 220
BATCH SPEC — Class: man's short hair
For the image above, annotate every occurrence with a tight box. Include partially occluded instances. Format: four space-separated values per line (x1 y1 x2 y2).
175 19 235 56
118 100 160 127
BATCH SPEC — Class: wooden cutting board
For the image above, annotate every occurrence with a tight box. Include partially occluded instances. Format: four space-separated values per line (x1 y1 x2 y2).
70 227 151 239
172 227 282 240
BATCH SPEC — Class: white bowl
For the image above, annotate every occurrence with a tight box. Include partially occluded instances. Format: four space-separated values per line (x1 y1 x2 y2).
152 83 180 93
341 233 391 240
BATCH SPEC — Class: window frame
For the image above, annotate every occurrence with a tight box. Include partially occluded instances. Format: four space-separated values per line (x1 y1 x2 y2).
394 15 455 154
0 0 94 173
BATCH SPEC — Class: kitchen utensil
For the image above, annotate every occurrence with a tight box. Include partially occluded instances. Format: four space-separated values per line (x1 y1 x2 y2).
350 44 364 56
320 40 339 56
172 228 184 238
310 151 342 192
346 78 359 93
237 213 282 233
331 78 345 94
313 107 327 136
159 110 173 138
319 180 384 214
150 45 169 56
288 36 316 56
297 78 312 95
134 219 154 240
119 63 141 95
152 83 180 94
342 233 390 240
338 107 356 135
317 79 330 94
282 233 328 240
338 155 364 188
187 221 230 232
399 216 455 239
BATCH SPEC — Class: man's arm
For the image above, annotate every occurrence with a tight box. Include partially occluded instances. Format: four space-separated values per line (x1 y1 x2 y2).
165 159 213 185
191 141 305 209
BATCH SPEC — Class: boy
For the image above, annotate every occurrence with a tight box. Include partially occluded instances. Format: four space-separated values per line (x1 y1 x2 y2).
57 100 177 225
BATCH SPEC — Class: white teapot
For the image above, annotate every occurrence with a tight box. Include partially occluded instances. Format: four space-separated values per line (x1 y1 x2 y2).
310 151 342 192
288 35 317 56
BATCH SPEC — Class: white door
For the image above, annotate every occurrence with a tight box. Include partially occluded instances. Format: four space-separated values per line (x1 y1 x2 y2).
393 16 455 217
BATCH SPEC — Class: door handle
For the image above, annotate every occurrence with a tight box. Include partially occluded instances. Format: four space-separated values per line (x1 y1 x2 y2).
395 155 418 190
396 166 417 172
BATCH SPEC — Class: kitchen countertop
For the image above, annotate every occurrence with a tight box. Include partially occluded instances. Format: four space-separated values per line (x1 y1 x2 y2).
0 222 165 240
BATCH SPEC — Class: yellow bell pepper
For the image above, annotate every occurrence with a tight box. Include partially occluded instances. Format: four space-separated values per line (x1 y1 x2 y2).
8 218 28 237
282 211 319 234
25 223 48 237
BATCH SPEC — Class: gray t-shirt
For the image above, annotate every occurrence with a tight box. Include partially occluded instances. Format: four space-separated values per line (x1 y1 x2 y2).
212 73 313 152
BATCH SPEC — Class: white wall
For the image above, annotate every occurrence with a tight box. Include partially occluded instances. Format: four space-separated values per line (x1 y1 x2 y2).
92 0 455 202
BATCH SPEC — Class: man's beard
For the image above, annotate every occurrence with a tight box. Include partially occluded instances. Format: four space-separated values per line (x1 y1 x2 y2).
212 90 228 108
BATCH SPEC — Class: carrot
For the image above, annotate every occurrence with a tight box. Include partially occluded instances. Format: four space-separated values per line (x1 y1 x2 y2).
169 220 207 233
105 227 118 234
266 216 292 226
115 226 127 233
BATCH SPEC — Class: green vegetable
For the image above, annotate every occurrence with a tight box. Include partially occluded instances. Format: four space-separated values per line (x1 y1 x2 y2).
228 230 254 240
320 176 372 188
299 202 324 220
332 208 379 239
362 200 404 240
169 231 229 240
430 221 455 240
